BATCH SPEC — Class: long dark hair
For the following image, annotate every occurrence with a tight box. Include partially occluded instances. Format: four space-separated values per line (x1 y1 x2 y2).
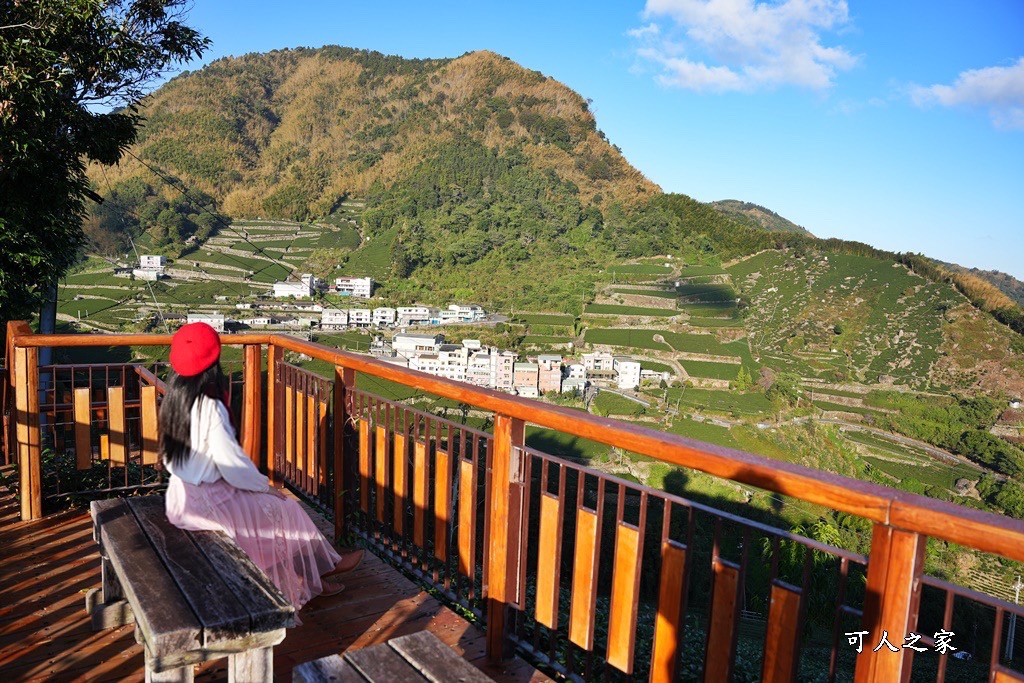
159 362 226 467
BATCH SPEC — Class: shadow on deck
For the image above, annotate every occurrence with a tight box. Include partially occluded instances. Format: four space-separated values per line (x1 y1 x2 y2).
0 480 548 682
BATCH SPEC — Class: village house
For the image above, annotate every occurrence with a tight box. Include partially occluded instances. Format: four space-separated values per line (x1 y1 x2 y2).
273 274 318 299
613 356 642 390
320 308 349 330
536 354 564 394
347 309 372 328
393 332 444 358
513 362 540 398
334 276 374 298
396 306 433 326
186 312 225 332
372 307 397 327
139 255 166 270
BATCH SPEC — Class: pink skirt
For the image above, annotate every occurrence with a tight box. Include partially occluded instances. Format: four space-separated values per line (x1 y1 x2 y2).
165 476 341 612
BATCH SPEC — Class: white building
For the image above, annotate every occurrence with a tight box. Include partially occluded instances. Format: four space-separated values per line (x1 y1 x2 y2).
239 316 273 327
187 312 225 333
565 363 586 380
562 377 587 394
613 357 642 390
139 255 166 270
582 352 616 373
348 309 372 327
273 278 312 299
132 268 161 281
448 303 485 322
335 276 374 298
393 333 444 358
397 306 432 325
321 308 349 330
435 344 469 382
372 307 397 327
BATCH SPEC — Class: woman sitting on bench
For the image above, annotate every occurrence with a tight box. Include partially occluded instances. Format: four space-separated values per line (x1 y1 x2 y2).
159 322 363 614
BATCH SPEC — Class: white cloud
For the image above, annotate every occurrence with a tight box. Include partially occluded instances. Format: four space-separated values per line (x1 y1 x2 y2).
631 0 857 93
910 58 1024 130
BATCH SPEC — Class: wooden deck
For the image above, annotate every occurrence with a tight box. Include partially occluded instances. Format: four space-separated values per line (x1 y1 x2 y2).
0 481 549 683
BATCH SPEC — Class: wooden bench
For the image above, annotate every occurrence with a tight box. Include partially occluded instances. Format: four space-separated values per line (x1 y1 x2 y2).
292 631 495 683
86 496 295 682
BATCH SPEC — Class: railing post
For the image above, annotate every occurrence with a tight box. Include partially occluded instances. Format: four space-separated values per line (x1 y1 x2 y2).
240 343 262 466
854 523 927 683
486 413 526 662
333 365 356 542
265 343 282 486
12 326 42 520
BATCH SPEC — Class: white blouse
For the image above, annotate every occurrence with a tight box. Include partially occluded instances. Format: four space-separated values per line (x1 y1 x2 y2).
165 394 270 492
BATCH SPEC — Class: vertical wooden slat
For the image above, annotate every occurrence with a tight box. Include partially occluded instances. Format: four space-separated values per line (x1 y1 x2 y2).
375 424 388 524
306 391 316 493
359 418 371 514
241 343 262 464
333 366 355 541
285 383 295 480
704 559 741 682
74 387 92 470
106 386 126 464
651 540 688 683
265 344 282 485
14 344 41 520
318 397 328 495
535 493 562 629
434 441 451 562
607 523 642 673
458 457 474 578
140 385 159 466
392 430 407 537
855 525 927 683
413 440 428 548
296 385 307 484
569 507 600 649
762 581 803 683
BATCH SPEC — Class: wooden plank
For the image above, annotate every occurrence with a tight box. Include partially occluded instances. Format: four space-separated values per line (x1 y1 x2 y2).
412 440 428 549
294 385 305 485
74 387 93 470
534 493 561 629
761 581 802 683
346 640 424 681
124 497 252 642
359 420 371 514
241 343 262 464
285 383 295 481
306 392 316 493
265 343 282 485
140 385 159 466
651 540 688 683
292 654 367 683
100 433 110 461
392 432 407 537
90 499 201 656
434 444 451 562
333 366 355 542
318 398 329 496
457 458 474 579
375 425 388 524
389 630 493 682
107 386 126 465
568 508 599 650
703 559 740 682
606 522 641 674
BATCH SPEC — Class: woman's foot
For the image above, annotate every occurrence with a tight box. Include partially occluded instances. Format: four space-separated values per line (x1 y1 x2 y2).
323 549 365 577
318 578 346 597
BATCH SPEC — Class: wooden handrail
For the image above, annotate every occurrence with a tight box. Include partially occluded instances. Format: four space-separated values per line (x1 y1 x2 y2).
10 327 1024 562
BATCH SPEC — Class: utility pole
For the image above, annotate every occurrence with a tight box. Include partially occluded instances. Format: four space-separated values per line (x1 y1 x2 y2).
1006 575 1023 661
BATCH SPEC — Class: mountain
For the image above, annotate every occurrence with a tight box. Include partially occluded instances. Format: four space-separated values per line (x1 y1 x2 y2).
710 200 811 235
87 46 1024 335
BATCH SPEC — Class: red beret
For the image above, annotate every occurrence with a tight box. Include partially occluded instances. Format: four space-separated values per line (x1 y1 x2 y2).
170 322 221 377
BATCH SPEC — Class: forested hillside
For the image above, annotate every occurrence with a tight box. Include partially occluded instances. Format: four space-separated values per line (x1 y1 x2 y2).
87 45 1024 328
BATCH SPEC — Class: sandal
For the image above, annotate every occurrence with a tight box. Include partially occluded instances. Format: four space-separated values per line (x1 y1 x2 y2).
323 549 365 577
319 579 346 597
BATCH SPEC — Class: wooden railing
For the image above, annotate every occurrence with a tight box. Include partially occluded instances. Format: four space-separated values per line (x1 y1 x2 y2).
6 321 1024 682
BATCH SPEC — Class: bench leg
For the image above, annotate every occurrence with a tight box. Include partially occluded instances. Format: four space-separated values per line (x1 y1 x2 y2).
229 646 273 683
85 556 134 629
145 662 194 683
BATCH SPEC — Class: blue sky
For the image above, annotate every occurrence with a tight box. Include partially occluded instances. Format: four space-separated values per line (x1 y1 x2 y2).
176 1 1024 279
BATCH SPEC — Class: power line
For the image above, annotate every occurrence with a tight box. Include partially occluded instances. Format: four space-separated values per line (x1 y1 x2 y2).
121 148 306 284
